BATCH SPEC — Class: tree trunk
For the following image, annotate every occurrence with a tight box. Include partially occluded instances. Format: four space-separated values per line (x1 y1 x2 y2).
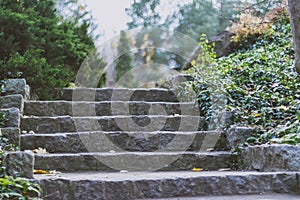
287 0 300 75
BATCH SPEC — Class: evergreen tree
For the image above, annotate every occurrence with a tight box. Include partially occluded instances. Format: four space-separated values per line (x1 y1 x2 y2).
0 0 105 99
115 31 133 86
125 0 161 29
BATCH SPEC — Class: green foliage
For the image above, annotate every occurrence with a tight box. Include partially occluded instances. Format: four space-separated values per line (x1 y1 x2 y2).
126 0 161 29
1 49 72 99
187 18 300 143
0 111 8 128
0 176 42 199
0 0 103 99
182 35 228 130
115 31 133 87
166 0 233 39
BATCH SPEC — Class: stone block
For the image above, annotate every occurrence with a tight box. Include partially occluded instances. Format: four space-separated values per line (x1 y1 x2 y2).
0 94 24 112
0 108 20 128
3 151 34 178
4 79 30 99
241 144 300 171
1 127 20 146
226 126 254 149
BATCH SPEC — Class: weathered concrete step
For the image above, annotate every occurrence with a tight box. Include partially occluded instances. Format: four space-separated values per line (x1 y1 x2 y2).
62 88 186 102
34 171 300 200
34 151 232 172
21 131 227 153
24 101 198 117
21 116 206 133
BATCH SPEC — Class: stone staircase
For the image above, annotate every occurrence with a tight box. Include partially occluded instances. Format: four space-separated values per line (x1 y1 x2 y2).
21 88 231 173
10 86 300 199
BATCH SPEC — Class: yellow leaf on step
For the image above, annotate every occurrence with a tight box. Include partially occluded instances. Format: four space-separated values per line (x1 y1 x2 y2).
34 169 49 174
192 167 203 172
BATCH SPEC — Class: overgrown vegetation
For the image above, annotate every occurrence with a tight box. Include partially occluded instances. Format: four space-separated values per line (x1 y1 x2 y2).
186 7 300 144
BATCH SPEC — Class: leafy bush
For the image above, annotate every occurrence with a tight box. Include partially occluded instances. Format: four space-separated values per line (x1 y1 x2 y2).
186 14 300 144
0 176 41 199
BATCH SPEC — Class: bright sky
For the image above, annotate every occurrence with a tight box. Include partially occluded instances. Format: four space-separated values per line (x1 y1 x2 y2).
85 0 192 42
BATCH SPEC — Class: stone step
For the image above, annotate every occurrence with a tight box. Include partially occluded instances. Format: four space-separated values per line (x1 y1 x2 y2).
24 101 199 117
21 116 206 133
143 194 300 200
34 171 299 200
33 151 232 172
20 131 227 153
62 88 186 102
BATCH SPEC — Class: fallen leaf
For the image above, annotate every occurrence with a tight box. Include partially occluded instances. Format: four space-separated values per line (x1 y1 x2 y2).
32 147 48 154
34 169 49 174
48 170 62 175
192 167 203 172
279 105 288 111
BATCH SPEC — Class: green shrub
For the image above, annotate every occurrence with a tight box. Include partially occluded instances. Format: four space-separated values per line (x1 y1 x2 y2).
187 16 300 144
0 176 42 199
0 0 105 100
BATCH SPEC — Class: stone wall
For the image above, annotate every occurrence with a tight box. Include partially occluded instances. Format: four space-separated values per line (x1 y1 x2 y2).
1 79 34 178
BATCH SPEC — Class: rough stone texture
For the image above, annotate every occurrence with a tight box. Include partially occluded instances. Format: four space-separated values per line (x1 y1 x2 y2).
24 101 199 117
1 127 20 146
4 151 34 178
226 126 255 149
4 79 30 99
169 74 194 86
34 171 299 200
21 116 206 133
33 151 232 172
62 88 185 102
0 94 24 112
241 144 300 172
20 131 227 153
209 31 235 58
0 108 20 128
